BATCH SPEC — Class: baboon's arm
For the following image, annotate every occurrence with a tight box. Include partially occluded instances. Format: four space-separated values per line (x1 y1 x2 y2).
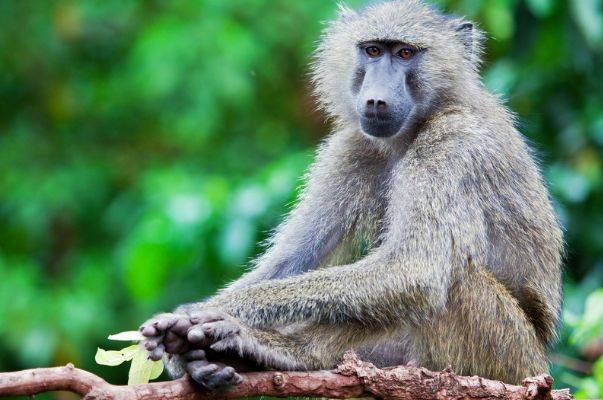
178 155 483 370
209 250 443 329
175 178 352 314
203 153 482 329
201 318 378 370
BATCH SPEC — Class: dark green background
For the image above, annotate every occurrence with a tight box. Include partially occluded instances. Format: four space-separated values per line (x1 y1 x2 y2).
1 0 602 398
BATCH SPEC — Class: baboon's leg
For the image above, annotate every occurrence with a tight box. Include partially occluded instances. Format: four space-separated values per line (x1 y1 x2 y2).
355 336 412 368
409 265 548 384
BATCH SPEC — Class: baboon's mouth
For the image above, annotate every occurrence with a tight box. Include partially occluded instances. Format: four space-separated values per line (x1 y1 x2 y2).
360 116 404 138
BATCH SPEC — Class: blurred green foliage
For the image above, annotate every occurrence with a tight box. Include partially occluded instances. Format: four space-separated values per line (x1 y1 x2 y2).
0 0 601 397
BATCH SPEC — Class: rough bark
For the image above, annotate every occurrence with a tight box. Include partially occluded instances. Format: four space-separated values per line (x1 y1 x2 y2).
0 351 572 400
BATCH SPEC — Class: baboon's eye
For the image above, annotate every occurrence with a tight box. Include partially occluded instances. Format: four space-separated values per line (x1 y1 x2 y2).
397 47 415 59
365 46 381 57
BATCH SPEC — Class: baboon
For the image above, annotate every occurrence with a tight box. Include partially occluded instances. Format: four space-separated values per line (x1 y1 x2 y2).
141 0 563 389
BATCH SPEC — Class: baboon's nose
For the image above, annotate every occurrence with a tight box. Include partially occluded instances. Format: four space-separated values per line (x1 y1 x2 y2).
365 99 389 118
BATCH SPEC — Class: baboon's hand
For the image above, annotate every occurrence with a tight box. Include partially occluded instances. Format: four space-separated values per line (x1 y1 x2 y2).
184 349 243 389
140 312 195 360
187 308 248 354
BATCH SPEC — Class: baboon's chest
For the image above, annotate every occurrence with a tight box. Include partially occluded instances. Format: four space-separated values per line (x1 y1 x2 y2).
319 207 385 268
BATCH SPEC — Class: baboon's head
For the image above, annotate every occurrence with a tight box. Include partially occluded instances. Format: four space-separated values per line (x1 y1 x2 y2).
312 0 484 139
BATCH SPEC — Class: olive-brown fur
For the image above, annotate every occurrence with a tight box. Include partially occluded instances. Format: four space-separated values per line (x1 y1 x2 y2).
144 0 563 386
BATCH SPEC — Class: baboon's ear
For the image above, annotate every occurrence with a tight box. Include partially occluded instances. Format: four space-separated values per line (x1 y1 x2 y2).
455 22 474 53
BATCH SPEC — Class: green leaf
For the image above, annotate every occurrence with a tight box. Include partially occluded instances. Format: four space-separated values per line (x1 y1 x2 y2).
95 337 163 385
108 331 145 341
128 346 164 385
149 356 164 380
95 344 140 366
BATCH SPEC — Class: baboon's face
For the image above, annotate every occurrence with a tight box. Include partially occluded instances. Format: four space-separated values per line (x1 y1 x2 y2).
312 2 479 137
353 41 426 138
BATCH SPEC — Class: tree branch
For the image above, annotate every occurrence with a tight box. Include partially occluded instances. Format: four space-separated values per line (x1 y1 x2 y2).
0 351 572 400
